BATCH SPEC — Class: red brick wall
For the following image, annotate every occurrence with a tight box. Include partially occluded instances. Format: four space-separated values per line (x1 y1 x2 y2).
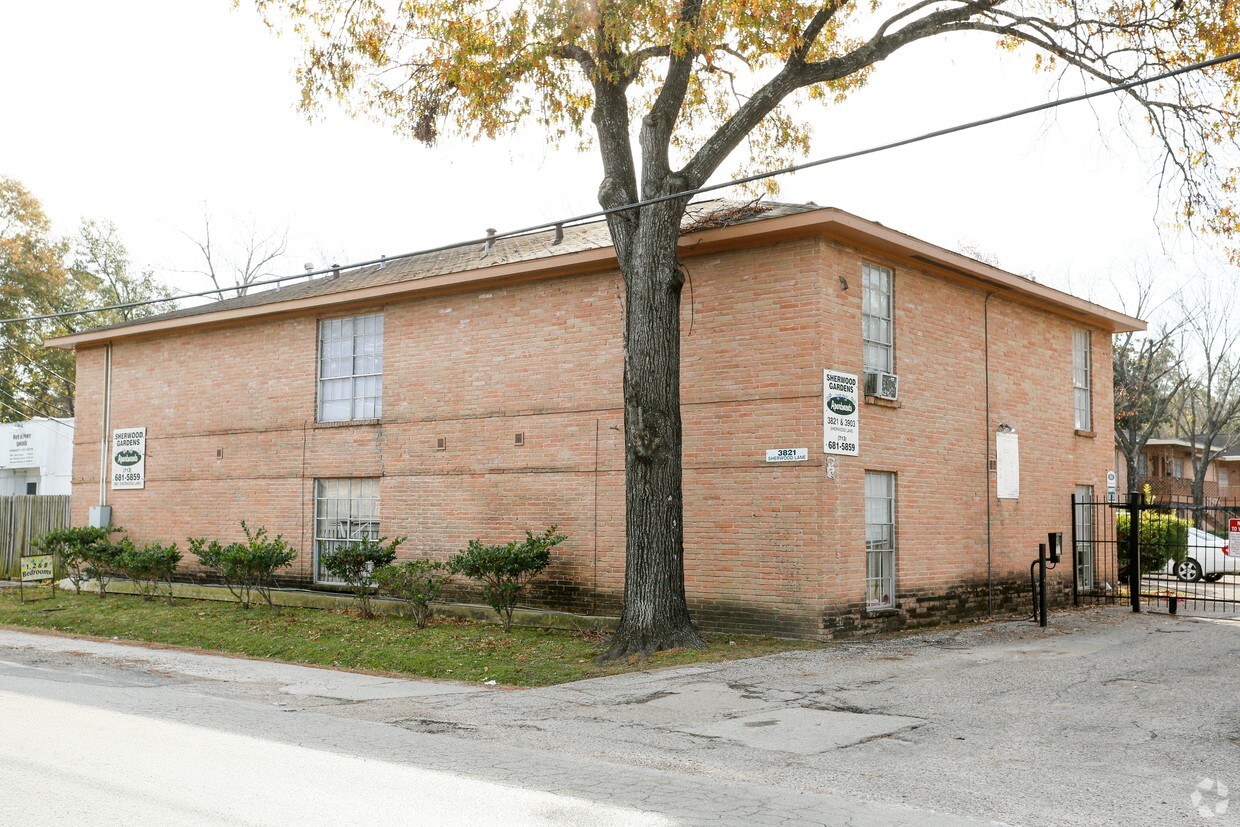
71 234 1116 638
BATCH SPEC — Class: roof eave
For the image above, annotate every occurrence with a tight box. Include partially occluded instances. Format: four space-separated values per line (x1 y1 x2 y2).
45 207 1144 350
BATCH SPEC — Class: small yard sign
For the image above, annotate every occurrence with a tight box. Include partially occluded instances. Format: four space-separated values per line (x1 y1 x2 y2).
822 370 859 456
20 554 53 582
19 553 55 603
111 427 146 490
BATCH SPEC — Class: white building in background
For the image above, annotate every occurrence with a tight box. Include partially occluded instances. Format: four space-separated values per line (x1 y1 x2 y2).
0 418 73 496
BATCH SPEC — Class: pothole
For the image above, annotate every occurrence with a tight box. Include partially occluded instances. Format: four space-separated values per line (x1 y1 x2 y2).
394 718 477 734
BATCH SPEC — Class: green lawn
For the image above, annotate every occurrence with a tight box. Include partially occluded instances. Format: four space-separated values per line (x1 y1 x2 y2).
0 588 811 686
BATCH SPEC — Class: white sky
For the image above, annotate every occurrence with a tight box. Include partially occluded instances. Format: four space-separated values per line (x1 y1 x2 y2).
1 1 1232 320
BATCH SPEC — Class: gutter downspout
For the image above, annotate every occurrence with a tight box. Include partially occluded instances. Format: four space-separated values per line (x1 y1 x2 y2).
983 293 995 616
99 344 112 507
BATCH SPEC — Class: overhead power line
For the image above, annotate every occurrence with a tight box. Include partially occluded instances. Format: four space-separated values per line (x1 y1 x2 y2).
3 339 76 387
2 49 1238 330
0 396 76 430
0 382 69 420
0 369 71 416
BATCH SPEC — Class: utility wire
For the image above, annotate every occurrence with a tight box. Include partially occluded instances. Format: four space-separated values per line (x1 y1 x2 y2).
0 396 75 430
0 383 69 420
5 382 71 418
2 48 1238 329
2 339 76 387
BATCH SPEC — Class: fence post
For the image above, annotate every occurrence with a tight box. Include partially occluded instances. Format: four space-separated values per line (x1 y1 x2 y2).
1039 542 1048 627
1070 494 1080 607
1127 490 1142 613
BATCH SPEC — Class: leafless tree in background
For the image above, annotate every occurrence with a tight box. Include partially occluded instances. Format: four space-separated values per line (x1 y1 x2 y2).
181 205 290 299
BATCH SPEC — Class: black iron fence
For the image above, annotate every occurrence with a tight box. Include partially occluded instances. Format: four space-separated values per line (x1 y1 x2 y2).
1070 492 1240 615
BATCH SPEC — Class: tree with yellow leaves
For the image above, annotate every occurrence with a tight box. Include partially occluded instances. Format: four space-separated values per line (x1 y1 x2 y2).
254 0 1240 657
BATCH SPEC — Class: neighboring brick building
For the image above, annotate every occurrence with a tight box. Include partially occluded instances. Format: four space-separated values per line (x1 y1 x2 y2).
48 201 1142 638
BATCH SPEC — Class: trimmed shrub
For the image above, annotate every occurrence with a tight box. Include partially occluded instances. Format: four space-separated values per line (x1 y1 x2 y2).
448 527 565 631
190 521 296 609
83 536 127 599
33 526 120 594
1116 510 1191 577
374 559 449 628
321 536 405 618
117 541 182 604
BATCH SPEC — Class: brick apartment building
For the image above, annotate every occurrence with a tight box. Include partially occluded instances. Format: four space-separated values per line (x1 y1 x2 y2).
47 201 1142 638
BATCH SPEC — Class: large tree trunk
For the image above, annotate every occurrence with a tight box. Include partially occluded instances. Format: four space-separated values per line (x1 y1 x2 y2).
1192 460 1207 511
1125 452 1140 496
601 199 706 660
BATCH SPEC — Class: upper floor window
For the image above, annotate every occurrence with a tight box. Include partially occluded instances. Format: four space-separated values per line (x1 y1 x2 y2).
1073 329 1091 432
862 263 894 374
318 313 383 422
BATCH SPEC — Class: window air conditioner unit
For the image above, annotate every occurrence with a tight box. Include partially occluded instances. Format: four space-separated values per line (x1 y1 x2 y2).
865 371 899 400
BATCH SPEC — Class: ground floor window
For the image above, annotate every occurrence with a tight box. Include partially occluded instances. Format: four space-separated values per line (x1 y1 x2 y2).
865 471 896 609
314 478 380 583
1074 485 1094 592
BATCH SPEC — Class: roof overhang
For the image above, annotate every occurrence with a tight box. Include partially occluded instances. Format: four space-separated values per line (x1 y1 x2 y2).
46 206 1145 350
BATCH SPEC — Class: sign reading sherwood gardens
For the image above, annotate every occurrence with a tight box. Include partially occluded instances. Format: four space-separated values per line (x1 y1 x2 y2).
111 427 146 490
822 369 859 456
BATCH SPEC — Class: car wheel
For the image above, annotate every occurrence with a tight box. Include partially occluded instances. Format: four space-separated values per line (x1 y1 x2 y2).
1176 559 1204 583
1205 573 1224 583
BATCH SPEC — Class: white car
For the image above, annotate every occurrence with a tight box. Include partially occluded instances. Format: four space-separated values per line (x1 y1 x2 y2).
1170 527 1235 582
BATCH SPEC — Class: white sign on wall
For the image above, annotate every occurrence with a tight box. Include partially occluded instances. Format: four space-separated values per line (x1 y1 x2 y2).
6 428 35 467
996 432 1019 499
111 427 146 490
766 448 809 463
822 370 859 456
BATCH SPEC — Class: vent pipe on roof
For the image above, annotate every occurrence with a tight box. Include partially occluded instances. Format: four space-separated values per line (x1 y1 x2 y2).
482 228 496 258
378 254 386 270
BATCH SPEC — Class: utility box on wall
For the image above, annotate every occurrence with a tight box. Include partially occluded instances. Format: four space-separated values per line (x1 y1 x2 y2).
88 505 112 529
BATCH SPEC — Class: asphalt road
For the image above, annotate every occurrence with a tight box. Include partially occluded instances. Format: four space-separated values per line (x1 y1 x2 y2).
1 606 1238 826
0 630 984 827
1 689 666 827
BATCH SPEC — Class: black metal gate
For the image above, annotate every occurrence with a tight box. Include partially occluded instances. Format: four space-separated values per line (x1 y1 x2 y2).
1071 492 1240 614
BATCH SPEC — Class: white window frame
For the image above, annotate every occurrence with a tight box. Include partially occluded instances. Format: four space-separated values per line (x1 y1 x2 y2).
1073 485 1094 592
1073 329 1091 432
313 478 380 584
862 263 894 374
317 313 384 422
864 471 896 610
